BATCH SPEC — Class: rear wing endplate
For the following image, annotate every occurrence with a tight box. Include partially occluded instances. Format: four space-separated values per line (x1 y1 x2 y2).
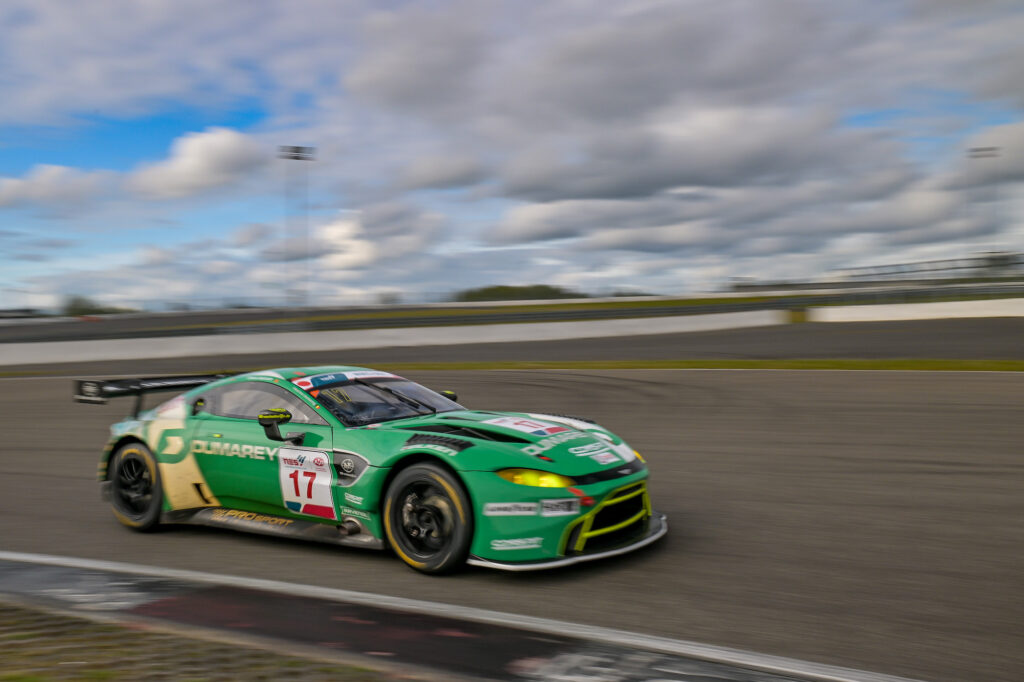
74 375 228 416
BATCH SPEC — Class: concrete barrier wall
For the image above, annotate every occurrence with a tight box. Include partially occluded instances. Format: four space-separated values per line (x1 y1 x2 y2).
0 310 785 366
809 297 1024 322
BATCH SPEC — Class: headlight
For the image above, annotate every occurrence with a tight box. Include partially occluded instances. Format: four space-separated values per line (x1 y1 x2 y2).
497 468 576 488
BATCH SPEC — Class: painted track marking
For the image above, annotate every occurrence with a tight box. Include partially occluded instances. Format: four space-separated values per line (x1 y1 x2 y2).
0 551 922 682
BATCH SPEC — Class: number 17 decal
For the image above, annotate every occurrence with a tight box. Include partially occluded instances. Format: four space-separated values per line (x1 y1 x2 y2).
288 469 317 497
279 448 337 520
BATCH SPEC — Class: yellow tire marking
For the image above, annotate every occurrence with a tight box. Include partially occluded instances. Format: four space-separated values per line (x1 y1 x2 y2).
429 473 465 522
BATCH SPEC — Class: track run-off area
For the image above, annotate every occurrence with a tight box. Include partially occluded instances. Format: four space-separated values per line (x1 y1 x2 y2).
2 355 1022 682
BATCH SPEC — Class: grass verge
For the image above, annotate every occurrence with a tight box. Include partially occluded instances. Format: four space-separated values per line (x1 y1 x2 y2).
0 601 401 681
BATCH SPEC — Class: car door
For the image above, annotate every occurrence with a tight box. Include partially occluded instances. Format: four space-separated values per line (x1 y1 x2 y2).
189 381 335 518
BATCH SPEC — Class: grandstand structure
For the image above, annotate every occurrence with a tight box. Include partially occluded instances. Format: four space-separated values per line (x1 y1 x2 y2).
731 251 1024 292
833 251 1023 282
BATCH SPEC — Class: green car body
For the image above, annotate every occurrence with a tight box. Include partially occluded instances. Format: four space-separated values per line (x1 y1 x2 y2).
84 366 667 573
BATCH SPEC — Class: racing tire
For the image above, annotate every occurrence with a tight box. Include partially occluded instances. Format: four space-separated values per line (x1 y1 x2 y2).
383 463 473 574
109 443 163 532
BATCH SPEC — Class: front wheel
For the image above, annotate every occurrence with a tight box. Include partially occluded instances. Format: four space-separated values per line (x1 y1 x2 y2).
383 463 473 574
109 443 163 531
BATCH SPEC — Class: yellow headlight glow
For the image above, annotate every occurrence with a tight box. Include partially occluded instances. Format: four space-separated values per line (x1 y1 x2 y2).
497 469 575 488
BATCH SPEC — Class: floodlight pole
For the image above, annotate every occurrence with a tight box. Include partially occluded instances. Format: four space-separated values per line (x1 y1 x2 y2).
968 146 1000 237
278 145 316 307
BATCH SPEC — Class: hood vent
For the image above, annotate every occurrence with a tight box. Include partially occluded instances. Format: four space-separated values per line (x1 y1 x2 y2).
437 412 502 421
404 433 472 453
398 424 530 444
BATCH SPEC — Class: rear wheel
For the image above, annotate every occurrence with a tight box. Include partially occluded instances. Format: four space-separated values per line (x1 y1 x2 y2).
109 443 163 531
383 463 473 574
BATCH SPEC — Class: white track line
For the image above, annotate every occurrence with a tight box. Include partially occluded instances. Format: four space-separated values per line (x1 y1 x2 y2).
0 551 923 682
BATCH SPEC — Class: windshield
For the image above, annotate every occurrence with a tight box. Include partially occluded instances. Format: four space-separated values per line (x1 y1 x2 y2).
311 378 462 426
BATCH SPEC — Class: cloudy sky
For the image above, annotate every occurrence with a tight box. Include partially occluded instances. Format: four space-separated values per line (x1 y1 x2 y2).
2 0 1023 309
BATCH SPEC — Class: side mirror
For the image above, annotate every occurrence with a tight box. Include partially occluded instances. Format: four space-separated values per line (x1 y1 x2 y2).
439 390 458 402
191 397 206 416
258 408 304 445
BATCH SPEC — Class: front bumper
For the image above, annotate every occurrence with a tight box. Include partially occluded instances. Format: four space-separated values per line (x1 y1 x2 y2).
466 511 667 571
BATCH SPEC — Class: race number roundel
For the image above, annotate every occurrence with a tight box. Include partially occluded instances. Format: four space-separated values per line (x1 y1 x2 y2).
278 448 337 520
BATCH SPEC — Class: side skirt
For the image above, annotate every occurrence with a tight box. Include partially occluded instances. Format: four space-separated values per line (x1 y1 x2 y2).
161 508 385 551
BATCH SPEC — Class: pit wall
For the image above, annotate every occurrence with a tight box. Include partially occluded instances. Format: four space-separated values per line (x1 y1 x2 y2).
807 297 1024 322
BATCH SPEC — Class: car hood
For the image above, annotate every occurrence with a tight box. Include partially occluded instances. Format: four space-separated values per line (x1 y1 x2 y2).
376 410 640 476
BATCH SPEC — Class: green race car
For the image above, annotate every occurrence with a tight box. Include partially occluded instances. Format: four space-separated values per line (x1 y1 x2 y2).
75 366 667 574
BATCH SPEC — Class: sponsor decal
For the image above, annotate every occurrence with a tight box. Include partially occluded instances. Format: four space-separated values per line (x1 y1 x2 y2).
192 440 280 461
161 435 184 456
522 431 589 456
491 537 543 551
528 413 596 431
483 417 570 437
484 502 539 516
80 381 101 397
345 369 399 380
210 509 294 526
541 498 580 517
565 442 622 464
568 442 610 457
279 447 337 520
401 442 459 457
609 440 637 462
344 492 364 506
292 370 399 391
591 451 621 465
341 507 371 520
332 451 369 483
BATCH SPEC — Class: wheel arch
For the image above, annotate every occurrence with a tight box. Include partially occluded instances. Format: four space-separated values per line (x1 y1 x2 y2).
378 452 476 518
101 435 150 481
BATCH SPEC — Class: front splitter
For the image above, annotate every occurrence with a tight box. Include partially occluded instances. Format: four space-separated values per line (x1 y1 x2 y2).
467 511 667 571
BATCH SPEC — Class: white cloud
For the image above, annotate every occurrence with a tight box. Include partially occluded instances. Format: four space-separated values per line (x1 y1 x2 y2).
318 216 378 271
231 223 273 247
140 246 173 266
3 0 1024 301
129 127 269 199
0 164 111 208
399 154 487 190
343 4 488 115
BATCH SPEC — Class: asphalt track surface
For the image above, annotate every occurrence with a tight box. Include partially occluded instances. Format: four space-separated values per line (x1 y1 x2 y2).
4 318 1024 375
2 366 1022 682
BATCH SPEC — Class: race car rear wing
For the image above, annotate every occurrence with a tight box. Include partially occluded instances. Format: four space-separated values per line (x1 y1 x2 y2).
73 375 227 416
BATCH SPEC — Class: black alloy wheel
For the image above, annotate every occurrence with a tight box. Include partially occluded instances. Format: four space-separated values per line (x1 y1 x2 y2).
383 463 473 574
109 444 163 531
